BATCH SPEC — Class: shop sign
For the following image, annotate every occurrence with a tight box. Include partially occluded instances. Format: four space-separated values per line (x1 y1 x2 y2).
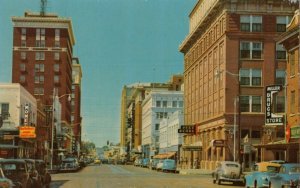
265 85 284 126
210 139 225 147
178 125 195 134
243 144 251 154
24 103 29 126
291 126 300 138
19 126 36 138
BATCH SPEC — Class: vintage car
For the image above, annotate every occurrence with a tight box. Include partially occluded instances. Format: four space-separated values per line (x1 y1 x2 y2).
142 158 150 168
268 163 300 188
245 162 281 188
161 159 177 173
156 159 165 171
0 167 13 188
34 160 51 188
133 158 143 167
0 158 34 188
212 161 244 185
60 157 80 172
150 158 160 170
94 159 101 165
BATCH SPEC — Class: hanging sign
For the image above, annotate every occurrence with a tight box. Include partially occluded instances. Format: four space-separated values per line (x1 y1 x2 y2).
19 126 36 138
265 85 284 126
24 103 29 126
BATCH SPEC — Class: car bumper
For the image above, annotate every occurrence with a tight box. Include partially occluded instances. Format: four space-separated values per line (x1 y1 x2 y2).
220 177 244 183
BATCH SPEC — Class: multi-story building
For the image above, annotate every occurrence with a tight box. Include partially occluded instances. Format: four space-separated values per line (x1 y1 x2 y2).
71 57 83 156
11 11 77 159
179 0 298 170
278 9 300 163
120 75 183 160
159 110 183 158
0 83 37 159
142 90 184 158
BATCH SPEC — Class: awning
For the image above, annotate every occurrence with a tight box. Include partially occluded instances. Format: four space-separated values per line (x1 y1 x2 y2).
153 152 176 159
253 141 299 150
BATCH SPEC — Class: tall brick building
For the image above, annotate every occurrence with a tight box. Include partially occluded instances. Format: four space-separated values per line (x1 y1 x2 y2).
11 11 78 158
179 0 298 170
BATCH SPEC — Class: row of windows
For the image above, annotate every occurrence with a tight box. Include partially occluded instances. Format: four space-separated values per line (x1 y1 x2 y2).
240 15 291 33
20 40 60 48
19 63 60 72
20 75 61 84
20 51 60 60
155 100 184 108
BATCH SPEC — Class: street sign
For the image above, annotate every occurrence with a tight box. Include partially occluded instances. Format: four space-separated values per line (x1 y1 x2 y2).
19 126 36 138
243 144 251 154
265 85 284 126
178 125 195 133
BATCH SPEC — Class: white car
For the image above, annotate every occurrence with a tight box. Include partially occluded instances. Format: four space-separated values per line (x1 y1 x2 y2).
156 160 164 171
212 161 244 185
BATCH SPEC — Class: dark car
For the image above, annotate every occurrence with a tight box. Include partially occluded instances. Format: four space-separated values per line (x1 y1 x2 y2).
60 158 80 172
0 158 33 188
34 160 51 188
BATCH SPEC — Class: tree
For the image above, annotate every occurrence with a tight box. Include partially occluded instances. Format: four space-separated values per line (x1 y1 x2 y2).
81 141 96 155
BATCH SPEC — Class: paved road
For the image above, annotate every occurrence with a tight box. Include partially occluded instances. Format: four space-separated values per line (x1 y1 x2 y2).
50 164 244 188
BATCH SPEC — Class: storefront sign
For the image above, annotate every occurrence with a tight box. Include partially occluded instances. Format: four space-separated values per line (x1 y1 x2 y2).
178 125 195 133
19 126 36 138
265 85 284 126
24 103 29 126
210 139 225 147
291 126 300 138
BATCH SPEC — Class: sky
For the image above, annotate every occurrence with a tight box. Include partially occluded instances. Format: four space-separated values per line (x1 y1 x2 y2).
0 0 197 147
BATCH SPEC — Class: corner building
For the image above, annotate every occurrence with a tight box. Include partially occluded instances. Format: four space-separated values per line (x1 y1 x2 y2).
179 0 298 170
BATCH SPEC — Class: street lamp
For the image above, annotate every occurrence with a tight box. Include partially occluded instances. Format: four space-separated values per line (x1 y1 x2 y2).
50 88 72 170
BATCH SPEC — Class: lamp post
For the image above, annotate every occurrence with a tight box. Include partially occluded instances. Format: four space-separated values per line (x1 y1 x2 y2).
50 88 71 170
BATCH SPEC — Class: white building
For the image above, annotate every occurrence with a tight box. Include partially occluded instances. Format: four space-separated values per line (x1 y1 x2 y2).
159 110 183 155
141 90 183 158
0 83 37 158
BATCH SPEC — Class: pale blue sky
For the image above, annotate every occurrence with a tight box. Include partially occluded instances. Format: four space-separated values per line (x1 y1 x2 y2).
0 0 196 147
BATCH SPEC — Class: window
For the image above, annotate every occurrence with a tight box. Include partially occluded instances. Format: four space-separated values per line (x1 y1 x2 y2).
276 44 286 60
34 75 44 83
35 52 45 60
20 75 25 83
162 101 167 107
54 75 60 83
179 101 183 107
156 101 161 107
54 64 60 72
240 15 262 32
21 52 26 60
172 101 177 108
155 124 159 130
35 64 44 72
0 103 9 120
20 63 26 71
55 29 60 38
251 130 261 138
290 51 295 76
34 87 44 95
36 28 45 47
240 96 261 112
276 16 290 32
54 52 60 60
240 69 261 86
240 42 262 59
21 40 26 47
275 96 285 113
54 41 60 48
21 28 26 35
276 70 285 85
291 91 295 114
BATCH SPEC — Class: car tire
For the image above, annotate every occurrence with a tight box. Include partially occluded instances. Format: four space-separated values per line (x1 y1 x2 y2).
213 179 216 184
254 180 257 188
217 176 222 185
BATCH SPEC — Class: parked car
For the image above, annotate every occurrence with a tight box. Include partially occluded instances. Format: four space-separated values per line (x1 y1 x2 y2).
34 160 51 188
150 158 160 170
268 163 300 188
94 159 101 165
161 159 177 173
134 158 143 167
60 158 80 172
0 167 13 188
269 160 286 164
156 160 165 171
245 162 281 188
142 158 150 168
212 161 244 185
0 158 34 188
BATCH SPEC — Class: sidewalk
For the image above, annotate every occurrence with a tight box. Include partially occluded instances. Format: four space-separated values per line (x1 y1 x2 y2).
178 168 213 175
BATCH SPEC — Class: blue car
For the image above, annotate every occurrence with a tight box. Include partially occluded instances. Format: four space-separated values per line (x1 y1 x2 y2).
268 163 300 188
161 159 176 173
142 158 150 168
245 162 281 188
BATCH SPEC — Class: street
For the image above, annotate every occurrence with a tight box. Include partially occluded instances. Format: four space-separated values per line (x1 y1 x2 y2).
50 164 244 188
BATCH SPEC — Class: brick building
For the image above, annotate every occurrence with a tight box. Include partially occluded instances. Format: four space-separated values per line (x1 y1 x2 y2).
179 0 298 170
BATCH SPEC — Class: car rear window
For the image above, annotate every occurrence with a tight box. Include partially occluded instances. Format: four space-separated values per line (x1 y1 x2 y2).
290 167 300 173
267 166 279 172
2 164 16 170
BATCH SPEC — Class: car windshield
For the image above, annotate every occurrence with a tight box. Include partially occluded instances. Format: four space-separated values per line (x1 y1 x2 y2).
225 164 239 168
266 166 279 172
289 166 300 173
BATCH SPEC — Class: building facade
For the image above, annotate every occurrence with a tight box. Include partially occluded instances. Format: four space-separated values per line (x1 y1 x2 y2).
278 9 300 163
11 11 77 159
0 83 37 159
142 90 184 158
179 0 298 170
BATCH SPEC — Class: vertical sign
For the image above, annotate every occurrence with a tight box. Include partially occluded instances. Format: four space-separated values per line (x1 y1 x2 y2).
265 85 283 125
24 103 29 126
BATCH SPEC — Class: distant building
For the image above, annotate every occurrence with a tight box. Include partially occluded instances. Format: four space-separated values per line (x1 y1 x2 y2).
142 90 183 158
179 0 298 170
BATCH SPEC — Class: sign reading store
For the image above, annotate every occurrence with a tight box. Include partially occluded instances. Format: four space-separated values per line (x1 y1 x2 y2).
265 85 284 126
